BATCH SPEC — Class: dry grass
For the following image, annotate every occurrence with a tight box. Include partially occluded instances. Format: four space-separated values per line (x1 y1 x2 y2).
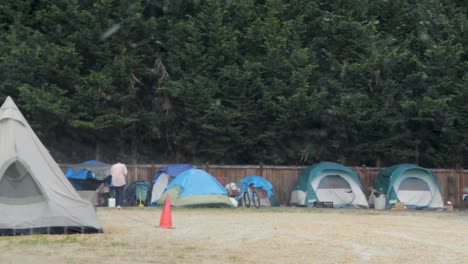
1 207 468 264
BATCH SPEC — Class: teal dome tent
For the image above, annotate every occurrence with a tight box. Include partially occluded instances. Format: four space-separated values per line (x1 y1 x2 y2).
371 164 443 209
290 162 368 208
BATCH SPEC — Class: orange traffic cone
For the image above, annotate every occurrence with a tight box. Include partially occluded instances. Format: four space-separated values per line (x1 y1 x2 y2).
158 196 175 229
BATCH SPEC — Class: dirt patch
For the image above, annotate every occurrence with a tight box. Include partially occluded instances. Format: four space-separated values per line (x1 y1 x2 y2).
1 208 468 264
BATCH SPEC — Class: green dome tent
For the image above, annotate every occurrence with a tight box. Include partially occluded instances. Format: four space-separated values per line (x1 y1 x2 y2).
290 162 368 208
370 164 444 209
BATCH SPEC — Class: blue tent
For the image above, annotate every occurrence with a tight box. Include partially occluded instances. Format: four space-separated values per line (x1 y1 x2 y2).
158 169 234 207
238 175 280 207
166 169 227 196
239 175 274 197
150 164 193 205
151 164 193 184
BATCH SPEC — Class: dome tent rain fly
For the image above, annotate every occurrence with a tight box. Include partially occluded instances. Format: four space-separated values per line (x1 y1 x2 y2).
64 160 112 191
150 164 193 205
158 169 234 208
290 162 368 208
239 175 280 207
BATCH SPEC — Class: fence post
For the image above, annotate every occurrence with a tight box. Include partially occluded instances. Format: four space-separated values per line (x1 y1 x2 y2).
259 162 264 176
205 162 210 174
362 165 368 193
459 167 464 209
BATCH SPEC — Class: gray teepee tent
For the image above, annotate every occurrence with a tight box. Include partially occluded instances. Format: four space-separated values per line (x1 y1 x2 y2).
0 97 103 235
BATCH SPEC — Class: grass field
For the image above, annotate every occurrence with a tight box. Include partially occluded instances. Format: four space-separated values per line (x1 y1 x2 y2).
1 207 468 264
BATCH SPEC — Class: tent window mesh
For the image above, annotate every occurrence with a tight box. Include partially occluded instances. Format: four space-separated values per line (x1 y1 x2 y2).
0 160 45 204
318 176 351 189
399 178 430 191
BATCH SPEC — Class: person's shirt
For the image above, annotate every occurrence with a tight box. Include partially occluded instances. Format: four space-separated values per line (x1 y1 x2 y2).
110 162 127 187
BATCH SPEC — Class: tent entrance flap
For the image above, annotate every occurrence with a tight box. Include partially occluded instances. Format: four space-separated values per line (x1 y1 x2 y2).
316 175 354 206
0 160 46 205
397 177 432 207
150 172 171 204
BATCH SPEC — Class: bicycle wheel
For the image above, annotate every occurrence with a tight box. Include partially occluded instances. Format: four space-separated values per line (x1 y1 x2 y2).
253 190 261 208
243 191 251 208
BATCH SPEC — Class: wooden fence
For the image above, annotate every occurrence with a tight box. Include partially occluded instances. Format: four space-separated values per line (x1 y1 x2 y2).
66 163 468 208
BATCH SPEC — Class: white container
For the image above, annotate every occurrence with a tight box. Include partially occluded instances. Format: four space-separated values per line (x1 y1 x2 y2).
374 194 386 210
108 198 116 208
229 197 239 207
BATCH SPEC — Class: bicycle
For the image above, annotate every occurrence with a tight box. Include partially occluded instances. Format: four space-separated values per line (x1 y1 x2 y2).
242 184 269 208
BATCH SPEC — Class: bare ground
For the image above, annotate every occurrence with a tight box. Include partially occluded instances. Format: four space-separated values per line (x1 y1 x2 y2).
1 207 468 264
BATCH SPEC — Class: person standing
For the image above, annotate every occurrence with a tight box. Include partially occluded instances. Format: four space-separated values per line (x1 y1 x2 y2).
110 162 128 207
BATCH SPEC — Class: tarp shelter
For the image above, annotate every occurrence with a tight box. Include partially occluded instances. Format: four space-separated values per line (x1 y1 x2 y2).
150 164 193 205
371 164 444 209
158 169 234 208
65 160 112 190
290 162 368 208
0 97 102 235
239 175 280 207
65 160 111 181
64 160 112 206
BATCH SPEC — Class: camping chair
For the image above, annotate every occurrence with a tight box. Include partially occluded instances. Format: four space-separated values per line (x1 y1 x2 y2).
135 181 150 206
125 181 151 206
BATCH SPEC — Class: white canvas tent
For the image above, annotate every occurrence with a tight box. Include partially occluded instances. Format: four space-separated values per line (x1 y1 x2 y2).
0 97 102 235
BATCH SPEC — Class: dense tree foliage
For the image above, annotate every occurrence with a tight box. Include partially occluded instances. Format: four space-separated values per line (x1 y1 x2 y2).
0 0 466 167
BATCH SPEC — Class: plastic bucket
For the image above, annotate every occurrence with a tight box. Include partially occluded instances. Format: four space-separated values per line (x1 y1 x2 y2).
374 194 386 210
108 198 116 208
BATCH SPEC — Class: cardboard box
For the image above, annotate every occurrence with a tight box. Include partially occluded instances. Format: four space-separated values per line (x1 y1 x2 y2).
393 202 406 210
446 204 454 211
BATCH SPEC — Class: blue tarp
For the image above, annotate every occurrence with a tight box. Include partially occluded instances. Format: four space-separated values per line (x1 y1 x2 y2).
64 160 111 191
239 175 274 197
151 164 193 184
165 169 227 197
65 160 103 180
